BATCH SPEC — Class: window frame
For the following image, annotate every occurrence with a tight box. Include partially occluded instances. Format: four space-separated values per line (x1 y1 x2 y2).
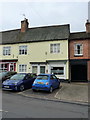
19 45 27 55
3 46 11 56
50 43 60 53
74 43 83 56
19 64 27 73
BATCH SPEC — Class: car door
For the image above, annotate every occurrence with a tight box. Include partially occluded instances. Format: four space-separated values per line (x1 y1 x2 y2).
52 75 59 88
23 74 35 88
50 75 56 89
50 75 59 88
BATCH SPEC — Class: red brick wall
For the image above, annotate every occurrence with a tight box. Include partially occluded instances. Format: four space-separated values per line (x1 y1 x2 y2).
87 60 90 81
69 39 89 59
88 40 90 59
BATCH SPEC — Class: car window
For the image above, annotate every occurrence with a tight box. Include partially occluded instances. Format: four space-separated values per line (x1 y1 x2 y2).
52 75 57 79
0 72 7 78
50 75 57 80
37 75 48 80
30 74 37 78
10 74 26 80
25 74 32 80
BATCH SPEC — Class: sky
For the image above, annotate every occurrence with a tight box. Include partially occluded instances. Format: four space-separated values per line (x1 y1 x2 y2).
0 0 89 32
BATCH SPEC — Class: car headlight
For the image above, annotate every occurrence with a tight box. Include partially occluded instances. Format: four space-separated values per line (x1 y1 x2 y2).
12 82 17 85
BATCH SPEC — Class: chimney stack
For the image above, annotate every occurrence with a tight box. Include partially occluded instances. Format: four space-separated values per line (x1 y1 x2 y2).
21 18 29 32
85 19 90 33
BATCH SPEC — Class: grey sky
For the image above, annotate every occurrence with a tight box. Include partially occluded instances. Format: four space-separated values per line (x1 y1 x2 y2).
0 1 88 32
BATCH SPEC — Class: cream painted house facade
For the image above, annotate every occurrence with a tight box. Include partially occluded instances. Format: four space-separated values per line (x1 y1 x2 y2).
0 19 70 80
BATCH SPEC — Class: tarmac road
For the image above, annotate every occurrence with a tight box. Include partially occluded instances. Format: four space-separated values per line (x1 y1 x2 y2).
2 89 88 119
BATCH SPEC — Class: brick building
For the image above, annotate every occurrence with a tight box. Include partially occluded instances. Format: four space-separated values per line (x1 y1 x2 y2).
69 20 90 82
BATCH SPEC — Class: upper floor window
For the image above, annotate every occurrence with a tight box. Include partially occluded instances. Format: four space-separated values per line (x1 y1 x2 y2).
19 45 27 55
3 46 11 56
50 43 60 53
74 44 83 56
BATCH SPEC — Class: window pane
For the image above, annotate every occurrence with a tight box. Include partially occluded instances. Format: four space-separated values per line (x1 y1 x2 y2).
19 46 27 55
51 67 64 75
19 64 27 72
74 44 83 55
50 43 60 53
3 47 11 56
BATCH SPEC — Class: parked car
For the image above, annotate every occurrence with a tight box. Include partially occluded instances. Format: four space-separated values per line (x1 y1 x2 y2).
32 74 60 93
0 71 17 82
2 73 37 91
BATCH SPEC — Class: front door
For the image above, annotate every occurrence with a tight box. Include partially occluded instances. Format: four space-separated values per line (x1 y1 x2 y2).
9 63 14 71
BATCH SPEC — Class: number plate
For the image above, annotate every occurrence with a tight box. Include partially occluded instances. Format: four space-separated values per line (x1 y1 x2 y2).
37 82 44 84
4 86 9 88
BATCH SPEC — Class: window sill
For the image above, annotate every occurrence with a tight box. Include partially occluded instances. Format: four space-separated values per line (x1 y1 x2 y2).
74 54 83 57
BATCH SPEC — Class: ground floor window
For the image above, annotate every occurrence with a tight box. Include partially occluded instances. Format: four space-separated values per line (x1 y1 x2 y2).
40 66 45 73
0 64 8 71
0 62 16 72
19 64 27 72
51 67 64 75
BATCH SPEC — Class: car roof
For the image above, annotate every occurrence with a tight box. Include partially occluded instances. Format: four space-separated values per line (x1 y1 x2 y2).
38 73 52 76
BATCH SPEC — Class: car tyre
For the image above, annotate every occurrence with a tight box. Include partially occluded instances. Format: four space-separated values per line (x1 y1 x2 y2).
32 89 36 92
57 84 60 89
49 86 53 93
19 85 24 91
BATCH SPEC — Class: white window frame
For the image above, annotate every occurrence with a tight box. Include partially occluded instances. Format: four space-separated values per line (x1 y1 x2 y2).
0 63 8 71
19 64 27 72
3 46 11 56
19 45 27 55
48 62 66 79
50 43 60 53
74 43 83 56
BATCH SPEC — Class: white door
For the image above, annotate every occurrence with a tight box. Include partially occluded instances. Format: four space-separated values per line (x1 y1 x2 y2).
9 63 14 71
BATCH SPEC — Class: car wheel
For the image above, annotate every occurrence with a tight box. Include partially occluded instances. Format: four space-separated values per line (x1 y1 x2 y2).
19 85 24 91
49 86 53 93
32 89 36 92
57 84 60 89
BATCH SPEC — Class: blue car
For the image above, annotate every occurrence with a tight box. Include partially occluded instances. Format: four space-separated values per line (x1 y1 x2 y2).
32 74 60 93
2 73 37 91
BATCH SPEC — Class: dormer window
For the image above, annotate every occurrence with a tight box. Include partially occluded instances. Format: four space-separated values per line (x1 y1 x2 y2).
74 43 83 56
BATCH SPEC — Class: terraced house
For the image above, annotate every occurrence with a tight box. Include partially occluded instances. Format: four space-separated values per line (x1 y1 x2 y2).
0 18 90 82
69 20 90 82
0 18 70 80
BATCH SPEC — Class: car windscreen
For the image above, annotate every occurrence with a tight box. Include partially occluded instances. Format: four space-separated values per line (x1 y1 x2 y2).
0 72 7 78
36 75 48 80
10 74 26 80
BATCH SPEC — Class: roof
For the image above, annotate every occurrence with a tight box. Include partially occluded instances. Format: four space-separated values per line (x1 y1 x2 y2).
0 24 70 44
69 32 90 40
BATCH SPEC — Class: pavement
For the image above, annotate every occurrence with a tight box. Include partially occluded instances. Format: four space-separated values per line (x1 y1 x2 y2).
18 82 88 105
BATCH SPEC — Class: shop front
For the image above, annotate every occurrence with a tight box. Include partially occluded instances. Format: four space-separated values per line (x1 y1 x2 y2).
0 59 18 72
30 60 68 80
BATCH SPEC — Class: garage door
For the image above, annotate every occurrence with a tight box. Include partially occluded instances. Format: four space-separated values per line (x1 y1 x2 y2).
71 65 87 82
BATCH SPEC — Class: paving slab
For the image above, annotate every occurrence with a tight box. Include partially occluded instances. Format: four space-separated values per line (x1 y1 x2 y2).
55 82 88 104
